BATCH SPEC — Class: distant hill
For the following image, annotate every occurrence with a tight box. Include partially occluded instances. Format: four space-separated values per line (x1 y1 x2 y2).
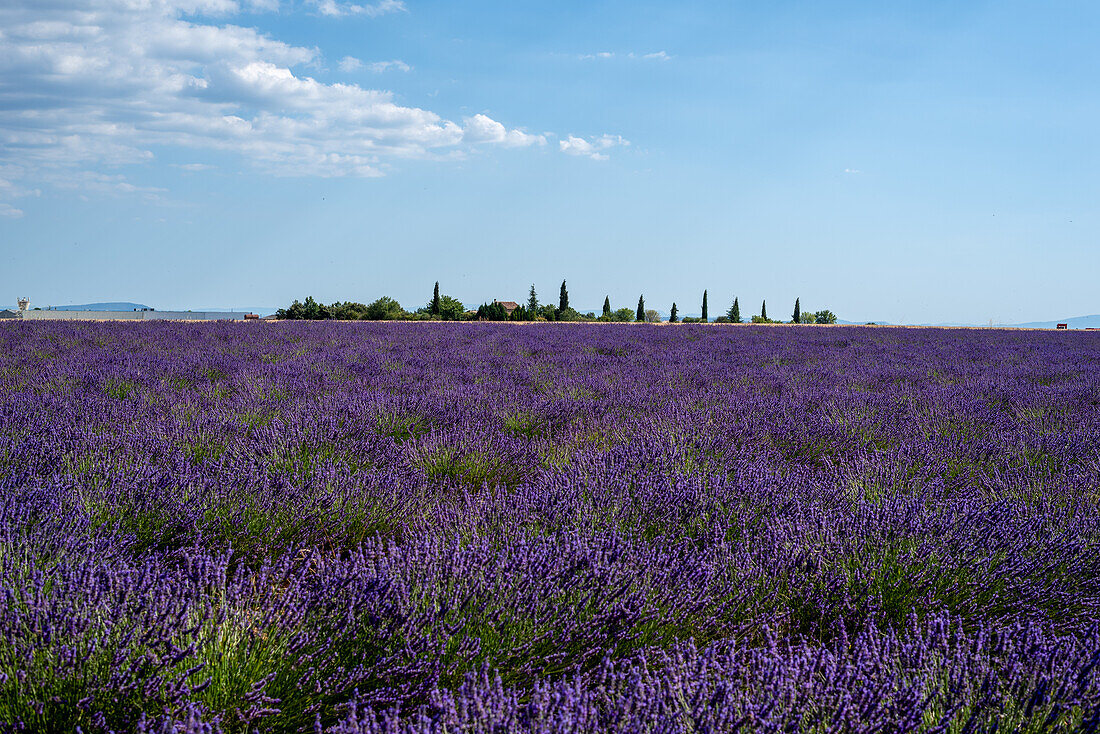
43 302 152 311
1006 314 1100 330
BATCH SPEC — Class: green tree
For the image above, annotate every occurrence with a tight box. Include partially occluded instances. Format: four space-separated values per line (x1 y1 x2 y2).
814 309 837 325
527 284 539 314
792 297 800 324
602 296 611 318
476 302 508 321
363 296 403 320
558 307 581 322
538 304 558 321
727 297 741 323
437 295 466 321
761 300 768 321
330 301 369 320
431 282 441 316
701 290 708 322
669 303 679 323
611 307 634 322
636 295 646 322
559 280 569 312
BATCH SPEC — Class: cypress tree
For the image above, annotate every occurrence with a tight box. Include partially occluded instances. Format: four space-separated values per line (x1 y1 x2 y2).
670 303 679 323
527 284 538 313
701 290 709 322
792 297 801 324
431 282 441 315
761 300 768 321
636 295 645 322
559 280 569 312
602 296 611 318
727 297 741 323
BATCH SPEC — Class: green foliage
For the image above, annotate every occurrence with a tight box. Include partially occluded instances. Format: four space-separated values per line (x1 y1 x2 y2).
611 307 634 322
537 304 558 321
557 307 582 322
714 316 730 323
800 311 817 324
669 303 679 323
275 296 329 320
559 280 569 312
362 296 404 320
636 295 645 322
437 295 466 321
328 301 369 320
644 309 661 323
792 297 800 324
431 282 441 315
701 290 708 322
476 302 509 321
815 309 838 324
509 305 532 321
527 284 539 314
727 297 741 323
602 296 611 318
761 300 768 321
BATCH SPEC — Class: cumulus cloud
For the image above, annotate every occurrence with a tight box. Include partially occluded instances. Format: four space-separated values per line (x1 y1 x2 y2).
463 114 545 147
0 0 546 211
559 134 629 161
0 203 24 218
308 0 405 18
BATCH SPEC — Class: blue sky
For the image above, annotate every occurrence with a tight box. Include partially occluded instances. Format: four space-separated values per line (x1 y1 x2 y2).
1 0 1097 323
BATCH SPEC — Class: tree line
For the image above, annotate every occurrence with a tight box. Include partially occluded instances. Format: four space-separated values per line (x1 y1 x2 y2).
275 282 837 324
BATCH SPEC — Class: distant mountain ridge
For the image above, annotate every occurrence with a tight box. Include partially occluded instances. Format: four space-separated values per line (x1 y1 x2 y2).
1006 314 1100 329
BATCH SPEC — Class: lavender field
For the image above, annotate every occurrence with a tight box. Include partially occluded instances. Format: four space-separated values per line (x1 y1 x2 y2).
1 322 1099 733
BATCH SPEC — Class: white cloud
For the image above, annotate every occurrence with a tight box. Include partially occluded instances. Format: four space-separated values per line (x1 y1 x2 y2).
463 114 545 147
0 0 546 211
175 163 215 171
308 0 405 17
559 134 629 161
0 203 24 218
844 168 861 174
340 57 411 73
365 59 411 73
338 55 362 72
579 51 671 61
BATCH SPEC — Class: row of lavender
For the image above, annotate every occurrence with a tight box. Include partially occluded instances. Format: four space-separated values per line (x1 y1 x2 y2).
1 322 1098 732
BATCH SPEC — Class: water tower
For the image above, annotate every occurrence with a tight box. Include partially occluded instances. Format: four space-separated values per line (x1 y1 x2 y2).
17 297 29 314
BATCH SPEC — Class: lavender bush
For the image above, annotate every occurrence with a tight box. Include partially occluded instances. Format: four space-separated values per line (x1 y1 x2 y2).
1 322 1098 732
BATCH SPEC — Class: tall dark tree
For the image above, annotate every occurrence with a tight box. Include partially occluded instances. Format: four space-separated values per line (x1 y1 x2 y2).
792 297 801 324
670 303 679 323
761 300 768 321
701 290 709 322
527 284 539 314
602 296 611 318
559 280 569 312
729 297 741 323
431 282 441 315
636 295 646 322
